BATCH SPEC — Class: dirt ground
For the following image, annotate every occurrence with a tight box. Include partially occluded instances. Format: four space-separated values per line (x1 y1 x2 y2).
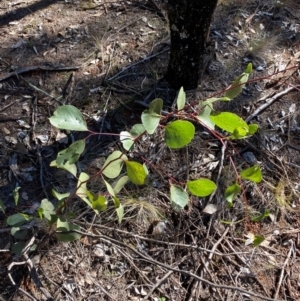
1 0 300 300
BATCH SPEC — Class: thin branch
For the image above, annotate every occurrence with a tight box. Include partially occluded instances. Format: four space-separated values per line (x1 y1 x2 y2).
246 86 297 122
57 229 281 301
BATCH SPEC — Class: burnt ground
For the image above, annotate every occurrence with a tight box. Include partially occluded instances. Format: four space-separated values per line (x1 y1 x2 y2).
0 0 300 300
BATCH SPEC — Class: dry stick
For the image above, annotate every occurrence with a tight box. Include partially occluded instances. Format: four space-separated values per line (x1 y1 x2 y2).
0 65 79 82
7 237 53 301
274 240 294 300
107 49 169 81
190 227 230 301
143 255 188 300
0 98 20 112
144 270 173 300
246 86 297 122
76 221 250 257
59 229 281 301
19 75 63 104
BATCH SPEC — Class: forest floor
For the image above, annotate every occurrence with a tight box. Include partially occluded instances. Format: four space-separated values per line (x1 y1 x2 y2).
0 0 300 300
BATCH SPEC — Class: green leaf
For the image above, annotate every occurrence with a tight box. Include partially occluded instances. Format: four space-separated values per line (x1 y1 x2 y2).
165 120 195 149
251 211 270 222
125 161 148 185
56 217 81 242
210 112 248 134
13 187 20 206
56 140 85 166
130 123 146 136
52 190 70 201
240 165 262 183
38 208 43 219
49 105 88 131
112 197 124 224
230 126 249 139
248 124 258 135
102 151 127 179
202 97 231 106
187 179 217 197
11 227 28 240
224 183 241 207
225 63 252 100
12 242 27 255
113 176 129 194
245 62 253 73
253 235 265 247
39 199 56 221
120 131 134 151
141 98 163 134
120 124 146 151
104 179 116 197
198 104 215 129
0 199 6 213
7 213 32 227
170 184 189 210
76 172 89 199
50 160 77 177
176 87 186 110
87 191 107 213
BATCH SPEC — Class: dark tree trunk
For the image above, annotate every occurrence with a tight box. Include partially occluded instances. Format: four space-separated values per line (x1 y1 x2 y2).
166 0 218 90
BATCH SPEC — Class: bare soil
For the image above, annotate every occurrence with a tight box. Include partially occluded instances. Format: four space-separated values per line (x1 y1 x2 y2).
1 1 300 301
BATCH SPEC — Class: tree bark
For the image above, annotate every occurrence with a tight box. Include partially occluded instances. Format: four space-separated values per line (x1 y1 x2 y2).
166 0 218 90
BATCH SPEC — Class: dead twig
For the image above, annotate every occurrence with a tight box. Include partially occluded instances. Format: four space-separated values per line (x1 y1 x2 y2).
7 237 54 301
274 240 294 299
0 64 79 82
106 49 169 81
246 86 297 122
19 75 63 104
57 228 282 301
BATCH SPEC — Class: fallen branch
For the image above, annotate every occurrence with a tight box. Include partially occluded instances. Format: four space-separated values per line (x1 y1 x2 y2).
0 64 79 82
58 228 282 301
246 86 297 122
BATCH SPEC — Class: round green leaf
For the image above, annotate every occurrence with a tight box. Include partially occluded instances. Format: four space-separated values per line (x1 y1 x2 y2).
87 191 107 213
125 161 148 185
11 227 28 239
56 140 85 166
50 160 77 177
40 199 56 221
49 105 88 131
102 151 127 179
130 123 146 136
187 179 216 197
141 98 163 134
170 184 189 210
165 120 195 149
210 112 248 134
12 242 27 255
120 131 134 151
56 217 81 242
7 213 32 227
240 165 262 183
